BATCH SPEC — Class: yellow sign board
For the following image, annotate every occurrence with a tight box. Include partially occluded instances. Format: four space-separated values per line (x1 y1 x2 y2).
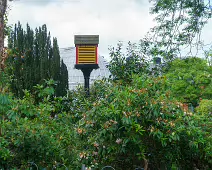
77 46 97 64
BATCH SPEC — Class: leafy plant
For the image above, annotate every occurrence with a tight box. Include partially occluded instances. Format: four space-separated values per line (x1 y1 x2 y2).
0 78 78 169
164 57 212 106
76 74 212 169
196 99 212 115
108 42 150 83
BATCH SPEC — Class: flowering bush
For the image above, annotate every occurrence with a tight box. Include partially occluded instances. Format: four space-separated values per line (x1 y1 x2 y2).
1 49 211 169
76 75 212 170
0 79 79 169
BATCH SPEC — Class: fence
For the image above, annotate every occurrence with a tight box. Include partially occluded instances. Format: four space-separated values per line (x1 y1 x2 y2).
27 162 144 170
81 164 144 170
28 162 68 170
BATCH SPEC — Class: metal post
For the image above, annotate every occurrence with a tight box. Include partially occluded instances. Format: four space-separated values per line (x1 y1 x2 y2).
81 68 93 97
28 162 38 170
81 164 86 170
102 166 116 170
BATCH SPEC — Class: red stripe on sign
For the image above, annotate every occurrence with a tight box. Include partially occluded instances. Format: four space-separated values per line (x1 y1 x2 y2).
76 46 78 64
95 45 98 64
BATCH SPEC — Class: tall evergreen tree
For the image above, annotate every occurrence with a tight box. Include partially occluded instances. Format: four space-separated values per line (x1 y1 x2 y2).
51 38 60 81
7 22 69 97
34 27 41 84
58 60 68 96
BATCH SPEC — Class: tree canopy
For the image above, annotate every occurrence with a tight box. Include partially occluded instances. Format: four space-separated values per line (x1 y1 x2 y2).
141 0 212 60
164 57 212 106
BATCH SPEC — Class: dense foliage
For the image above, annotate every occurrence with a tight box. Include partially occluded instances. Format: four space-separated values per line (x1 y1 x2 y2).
164 57 212 106
196 99 212 115
7 22 68 97
76 76 212 170
1 42 212 169
0 77 78 169
108 42 151 82
0 0 212 168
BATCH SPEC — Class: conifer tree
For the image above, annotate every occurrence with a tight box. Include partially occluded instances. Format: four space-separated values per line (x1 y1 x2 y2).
7 22 69 97
58 59 68 96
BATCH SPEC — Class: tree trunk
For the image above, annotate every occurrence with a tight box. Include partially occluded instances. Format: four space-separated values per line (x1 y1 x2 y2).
0 0 7 70
144 158 148 170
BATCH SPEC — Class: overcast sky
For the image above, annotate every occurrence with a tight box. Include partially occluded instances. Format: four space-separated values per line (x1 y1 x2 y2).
7 0 212 59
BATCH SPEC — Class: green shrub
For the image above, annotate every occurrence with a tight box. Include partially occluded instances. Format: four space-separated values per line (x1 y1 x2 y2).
0 79 79 169
1 56 211 170
164 57 212 106
196 99 212 115
108 42 150 83
76 75 212 170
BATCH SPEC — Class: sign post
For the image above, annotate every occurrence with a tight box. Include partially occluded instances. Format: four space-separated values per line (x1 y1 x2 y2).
74 35 99 96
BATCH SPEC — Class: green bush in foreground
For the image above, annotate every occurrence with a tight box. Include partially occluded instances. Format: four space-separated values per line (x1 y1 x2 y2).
0 72 211 169
196 99 212 115
0 80 79 169
76 75 212 170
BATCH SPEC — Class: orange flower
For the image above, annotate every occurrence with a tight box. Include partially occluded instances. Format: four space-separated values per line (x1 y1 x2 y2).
170 121 175 127
93 142 99 148
139 88 147 93
79 152 86 159
127 99 131 106
77 128 83 134
200 86 205 89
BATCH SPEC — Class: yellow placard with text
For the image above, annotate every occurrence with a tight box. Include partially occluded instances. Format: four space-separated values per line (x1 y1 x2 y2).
77 46 96 64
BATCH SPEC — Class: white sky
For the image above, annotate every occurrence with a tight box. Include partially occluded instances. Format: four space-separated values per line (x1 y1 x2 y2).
7 0 212 59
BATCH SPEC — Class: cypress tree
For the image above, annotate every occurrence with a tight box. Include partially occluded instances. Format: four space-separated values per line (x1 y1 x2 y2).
34 28 41 84
51 38 60 80
58 59 68 96
51 38 61 96
10 22 25 96
8 22 69 97
23 23 34 90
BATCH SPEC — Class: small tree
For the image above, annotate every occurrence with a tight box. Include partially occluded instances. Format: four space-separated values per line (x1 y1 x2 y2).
164 57 212 106
108 42 150 83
